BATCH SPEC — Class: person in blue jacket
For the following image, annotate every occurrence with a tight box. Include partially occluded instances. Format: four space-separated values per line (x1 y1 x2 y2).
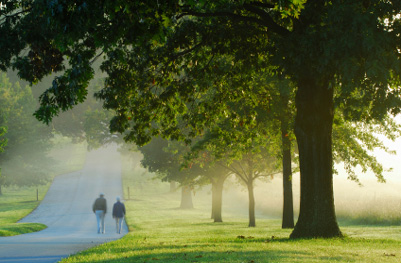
112 196 126 234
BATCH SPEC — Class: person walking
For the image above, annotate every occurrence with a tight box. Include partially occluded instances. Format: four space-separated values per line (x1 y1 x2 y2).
93 193 107 234
112 196 126 234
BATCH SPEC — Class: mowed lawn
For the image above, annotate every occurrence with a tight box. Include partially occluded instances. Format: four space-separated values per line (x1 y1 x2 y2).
60 156 401 263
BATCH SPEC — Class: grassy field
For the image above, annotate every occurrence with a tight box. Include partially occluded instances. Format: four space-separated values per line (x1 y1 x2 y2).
0 138 87 236
59 153 401 263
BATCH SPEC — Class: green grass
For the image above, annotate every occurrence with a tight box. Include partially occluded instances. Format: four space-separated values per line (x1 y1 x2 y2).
59 155 401 263
0 139 87 236
0 185 49 236
0 222 47 236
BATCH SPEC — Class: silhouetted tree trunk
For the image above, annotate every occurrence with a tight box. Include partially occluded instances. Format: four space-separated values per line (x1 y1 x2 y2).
180 186 193 209
290 78 342 238
211 177 225 222
281 122 294 229
170 181 176 192
247 181 256 227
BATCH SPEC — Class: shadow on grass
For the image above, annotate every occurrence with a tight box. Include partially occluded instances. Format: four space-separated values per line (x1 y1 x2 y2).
338 217 401 227
337 210 401 227
19 200 39 203
191 221 246 226
80 248 348 263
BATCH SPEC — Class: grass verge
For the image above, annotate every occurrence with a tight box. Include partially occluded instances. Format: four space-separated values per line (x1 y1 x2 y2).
60 154 401 263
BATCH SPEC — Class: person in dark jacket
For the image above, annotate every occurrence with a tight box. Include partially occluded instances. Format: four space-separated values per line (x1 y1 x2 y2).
93 193 107 234
112 196 126 234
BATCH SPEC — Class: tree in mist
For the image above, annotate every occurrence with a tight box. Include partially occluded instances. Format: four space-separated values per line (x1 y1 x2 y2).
183 150 231 223
224 149 278 227
6 69 118 149
49 78 121 148
139 137 197 209
2 1 401 238
141 137 231 214
185 75 293 226
206 163 231 223
0 126 7 195
0 73 53 193
83 108 119 150
190 121 281 227
0 75 8 194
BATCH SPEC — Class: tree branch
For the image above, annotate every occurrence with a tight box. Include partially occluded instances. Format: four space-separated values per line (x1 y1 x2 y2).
177 4 289 36
90 51 104 65
218 162 247 182
172 42 203 59
177 11 272 32
257 170 282 179
232 160 250 183
243 3 289 36
0 8 31 25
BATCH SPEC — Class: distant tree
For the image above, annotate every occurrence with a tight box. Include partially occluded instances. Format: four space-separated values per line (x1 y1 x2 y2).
227 149 279 227
83 109 118 150
192 124 280 227
0 73 53 193
207 163 231 223
184 149 231 222
0 126 7 195
139 137 196 209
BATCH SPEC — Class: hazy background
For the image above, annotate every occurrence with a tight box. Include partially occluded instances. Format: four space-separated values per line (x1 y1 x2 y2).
123 135 401 226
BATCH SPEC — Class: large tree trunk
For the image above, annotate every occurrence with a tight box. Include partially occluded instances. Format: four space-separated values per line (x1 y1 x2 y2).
180 186 193 209
247 181 256 227
211 178 224 222
281 123 294 229
290 78 342 238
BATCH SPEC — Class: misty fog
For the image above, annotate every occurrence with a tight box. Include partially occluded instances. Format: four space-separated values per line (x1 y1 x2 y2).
123 140 401 225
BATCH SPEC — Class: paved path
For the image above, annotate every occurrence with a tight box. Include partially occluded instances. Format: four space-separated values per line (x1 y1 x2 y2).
0 145 127 263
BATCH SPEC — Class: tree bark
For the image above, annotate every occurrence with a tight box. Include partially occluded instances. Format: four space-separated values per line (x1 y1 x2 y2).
180 185 193 209
211 178 224 222
281 124 294 228
247 181 256 227
290 77 342 238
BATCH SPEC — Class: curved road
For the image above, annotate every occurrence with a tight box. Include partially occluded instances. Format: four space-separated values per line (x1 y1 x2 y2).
0 145 127 263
